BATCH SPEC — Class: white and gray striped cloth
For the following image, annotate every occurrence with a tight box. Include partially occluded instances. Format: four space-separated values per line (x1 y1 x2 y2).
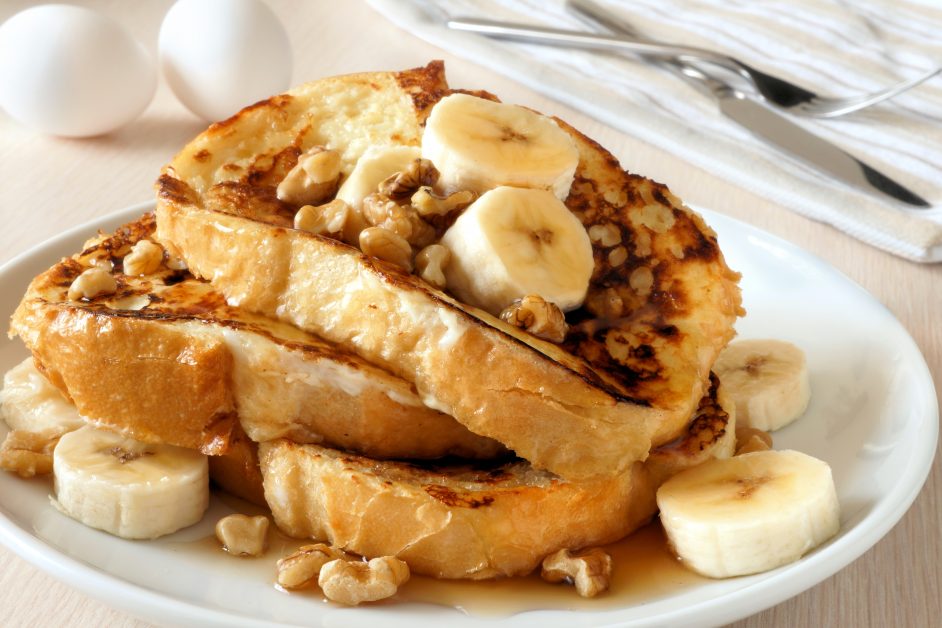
368 0 942 262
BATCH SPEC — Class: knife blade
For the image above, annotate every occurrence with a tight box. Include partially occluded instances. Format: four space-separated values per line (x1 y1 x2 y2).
557 0 930 208
714 90 930 207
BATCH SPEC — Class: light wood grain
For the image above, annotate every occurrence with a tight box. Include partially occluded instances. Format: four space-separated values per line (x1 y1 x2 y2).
0 1 938 627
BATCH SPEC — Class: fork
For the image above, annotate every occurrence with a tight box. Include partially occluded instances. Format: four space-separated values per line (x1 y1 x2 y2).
446 15 942 118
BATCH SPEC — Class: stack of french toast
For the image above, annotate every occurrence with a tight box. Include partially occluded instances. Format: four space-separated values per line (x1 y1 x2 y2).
4 62 753 590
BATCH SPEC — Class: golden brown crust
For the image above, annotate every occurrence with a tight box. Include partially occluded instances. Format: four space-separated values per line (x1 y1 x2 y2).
154 62 742 479
260 376 735 580
9 215 505 459
261 441 655 580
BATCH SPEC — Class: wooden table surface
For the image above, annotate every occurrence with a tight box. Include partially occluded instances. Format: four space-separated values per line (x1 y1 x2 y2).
0 1 938 626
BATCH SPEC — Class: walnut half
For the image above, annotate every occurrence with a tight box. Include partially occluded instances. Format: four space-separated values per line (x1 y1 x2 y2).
276 543 348 590
68 267 117 301
277 146 342 207
0 428 65 478
215 514 269 557
500 295 569 343
318 555 410 606
541 547 613 598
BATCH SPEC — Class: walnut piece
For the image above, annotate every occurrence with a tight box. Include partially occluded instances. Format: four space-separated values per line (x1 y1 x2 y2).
378 158 439 200
735 426 773 455
359 227 413 271
122 239 164 276
0 428 65 478
318 556 410 606
500 295 569 343
295 199 353 237
215 514 269 557
361 193 435 247
276 543 348 590
68 267 117 301
276 146 342 207
414 244 450 289
541 547 612 598
410 186 475 218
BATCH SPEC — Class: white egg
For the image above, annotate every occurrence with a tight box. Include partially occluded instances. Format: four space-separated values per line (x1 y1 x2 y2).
159 0 293 122
0 5 156 137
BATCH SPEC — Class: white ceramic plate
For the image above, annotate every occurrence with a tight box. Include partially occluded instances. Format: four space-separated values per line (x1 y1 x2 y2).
0 202 937 627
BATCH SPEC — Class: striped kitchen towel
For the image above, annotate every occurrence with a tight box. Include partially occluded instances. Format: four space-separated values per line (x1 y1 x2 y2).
368 0 942 262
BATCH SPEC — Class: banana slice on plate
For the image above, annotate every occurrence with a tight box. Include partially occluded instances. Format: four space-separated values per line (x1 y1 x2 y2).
53 425 209 539
1 358 85 433
657 449 840 578
336 144 421 211
713 339 810 431
440 186 594 315
421 93 579 199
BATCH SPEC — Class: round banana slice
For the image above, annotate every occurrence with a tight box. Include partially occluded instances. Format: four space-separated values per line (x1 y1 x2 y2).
53 425 209 539
712 339 810 431
421 93 579 199
440 186 594 315
657 449 840 578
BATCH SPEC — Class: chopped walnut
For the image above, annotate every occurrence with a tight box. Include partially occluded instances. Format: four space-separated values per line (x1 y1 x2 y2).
0 428 65 478
294 199 353 238
215 514 270 557
410 186 476 218
359 227 413 271
414 244 450 289
122 239 164 276
68 267 117 301
276 543 348 590
276 146 342 207
588 223 622 247
735 426 773 455
318 556 410 606
500 295 569 343
378 158 439 200
541 547 612 598
361 193 435 247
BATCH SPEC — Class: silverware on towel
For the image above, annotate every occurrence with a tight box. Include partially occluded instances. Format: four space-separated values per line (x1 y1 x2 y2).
447 15 941 118
445 9 931 206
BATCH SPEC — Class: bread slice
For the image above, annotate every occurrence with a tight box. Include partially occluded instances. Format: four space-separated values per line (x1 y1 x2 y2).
155 62 743 480
260 375 735 579
9 214 503 460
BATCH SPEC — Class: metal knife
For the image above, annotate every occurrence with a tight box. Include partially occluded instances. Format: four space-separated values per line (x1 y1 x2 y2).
446 8 930 207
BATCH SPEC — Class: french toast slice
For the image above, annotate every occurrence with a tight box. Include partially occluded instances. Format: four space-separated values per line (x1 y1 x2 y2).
261 375 736 579
9 214 503 460
156 62 743 480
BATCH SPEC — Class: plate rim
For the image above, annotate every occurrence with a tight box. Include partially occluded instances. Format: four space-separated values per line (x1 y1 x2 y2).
0 201 937 628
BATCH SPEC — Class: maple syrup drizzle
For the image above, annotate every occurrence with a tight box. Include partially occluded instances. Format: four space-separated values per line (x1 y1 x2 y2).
161 518 705 617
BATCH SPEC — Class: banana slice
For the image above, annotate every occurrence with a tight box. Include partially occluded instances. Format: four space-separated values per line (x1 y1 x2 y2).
421 93 579 199
1 358 85 433
712 339 810 431
336 145 421 211
657 449 840 578
53 425 209 539
440 186 594 315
